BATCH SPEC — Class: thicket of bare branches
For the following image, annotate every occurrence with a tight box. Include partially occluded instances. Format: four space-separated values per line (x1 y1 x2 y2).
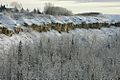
44 3 73 16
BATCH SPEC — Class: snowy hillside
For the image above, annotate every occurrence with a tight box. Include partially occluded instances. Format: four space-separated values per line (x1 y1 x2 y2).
0 27 120 80
0 12 120 79
0 12 120 33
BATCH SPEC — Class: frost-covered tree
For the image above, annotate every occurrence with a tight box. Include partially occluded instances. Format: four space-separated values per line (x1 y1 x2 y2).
0 27 120 79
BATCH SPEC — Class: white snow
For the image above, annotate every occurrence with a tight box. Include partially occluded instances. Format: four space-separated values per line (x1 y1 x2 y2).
0 12 120 32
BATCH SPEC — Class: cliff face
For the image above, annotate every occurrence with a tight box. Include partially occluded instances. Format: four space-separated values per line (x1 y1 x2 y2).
0 27 120 80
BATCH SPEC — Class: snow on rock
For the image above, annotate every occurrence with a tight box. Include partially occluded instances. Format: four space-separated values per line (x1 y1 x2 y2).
0 12 120 32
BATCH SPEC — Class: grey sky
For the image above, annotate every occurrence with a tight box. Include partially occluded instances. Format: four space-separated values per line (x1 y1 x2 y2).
41 0 120 2
0 0 120 14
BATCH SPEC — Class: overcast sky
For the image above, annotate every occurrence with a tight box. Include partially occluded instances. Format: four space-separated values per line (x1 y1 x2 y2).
0 0 120 14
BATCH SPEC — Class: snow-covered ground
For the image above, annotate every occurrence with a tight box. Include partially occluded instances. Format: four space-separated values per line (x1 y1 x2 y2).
0 27 120 80
0 12 120 32
0 12 120 79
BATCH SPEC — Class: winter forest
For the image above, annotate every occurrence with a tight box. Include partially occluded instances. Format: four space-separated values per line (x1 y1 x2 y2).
0 1 120 80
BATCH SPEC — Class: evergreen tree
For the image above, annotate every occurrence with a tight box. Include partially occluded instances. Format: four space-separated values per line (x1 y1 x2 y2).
3 5 6 9
20 8 24 13
17 41 23 80
33 8 37 13
0 5 6 11
37 9 41 14
26 8 29 12
18 41 22 65
14 6 19 12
